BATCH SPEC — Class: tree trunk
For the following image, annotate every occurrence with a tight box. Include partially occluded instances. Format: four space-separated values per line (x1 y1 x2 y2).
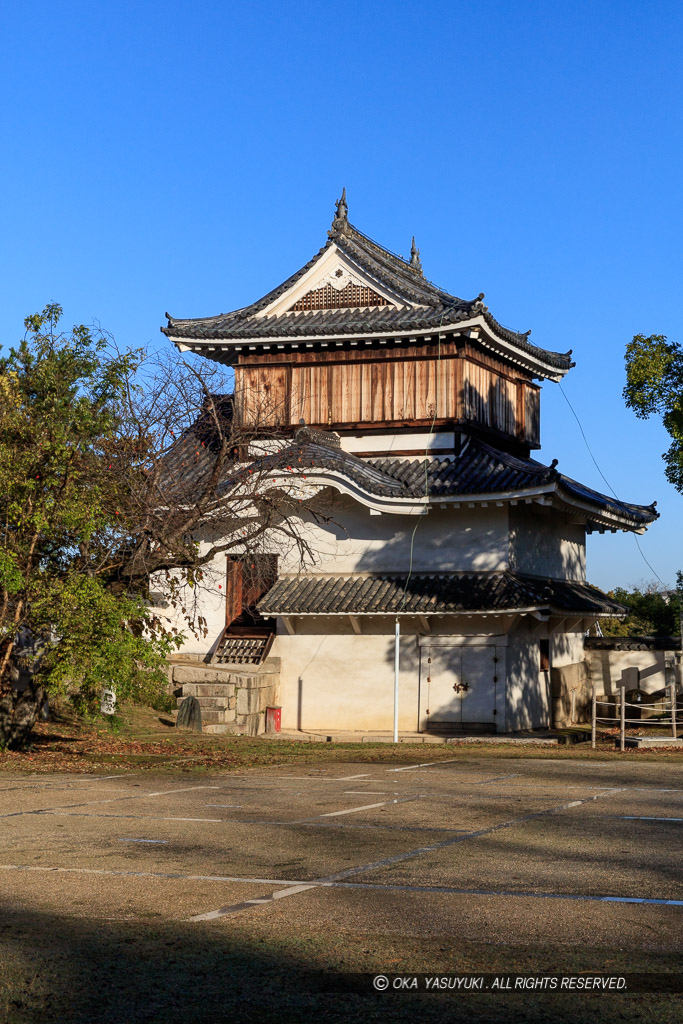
0 679 47 750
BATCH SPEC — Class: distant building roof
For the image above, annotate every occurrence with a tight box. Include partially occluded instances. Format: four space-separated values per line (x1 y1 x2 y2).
585 636 681 651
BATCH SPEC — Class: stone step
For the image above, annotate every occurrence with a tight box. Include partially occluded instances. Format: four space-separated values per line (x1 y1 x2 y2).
172 666 236 685
176 695 232 710
177 683 236 698
203 723 245 735
196 708 234 725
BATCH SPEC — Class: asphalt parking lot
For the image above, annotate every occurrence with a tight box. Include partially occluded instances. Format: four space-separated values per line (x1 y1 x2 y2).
1 756 682 1022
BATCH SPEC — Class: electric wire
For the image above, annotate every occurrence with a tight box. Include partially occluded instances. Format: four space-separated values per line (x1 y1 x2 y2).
558 382 666 587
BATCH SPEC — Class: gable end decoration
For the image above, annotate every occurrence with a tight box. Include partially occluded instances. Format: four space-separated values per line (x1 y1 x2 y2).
291 280 390 312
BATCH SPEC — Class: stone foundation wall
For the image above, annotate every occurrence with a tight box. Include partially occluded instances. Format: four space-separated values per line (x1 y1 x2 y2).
550 661 591 728
169 656 281 736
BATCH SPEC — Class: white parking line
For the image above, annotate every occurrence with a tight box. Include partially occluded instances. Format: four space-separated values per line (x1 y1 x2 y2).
0 784 222 819
144 787 221 798
292 794 422 825
331 880 683 908
188 884 317 922
269 776 370 782
387 759 459 773
0 865 309 885
338 774 372 780
621 816 683 823
119 839 169 845
630 788 683 793
474 774 520 785
3 863 679 911
42 813 224 822
319 801 392 818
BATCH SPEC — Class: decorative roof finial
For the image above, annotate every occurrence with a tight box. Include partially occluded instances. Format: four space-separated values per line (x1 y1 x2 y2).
409 235 423 274
329 188 349 237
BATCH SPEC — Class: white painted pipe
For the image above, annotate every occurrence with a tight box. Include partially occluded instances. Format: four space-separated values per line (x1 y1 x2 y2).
394 617 400 743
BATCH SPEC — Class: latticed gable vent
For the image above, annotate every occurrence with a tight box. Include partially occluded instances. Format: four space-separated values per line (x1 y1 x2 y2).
291 282 389 311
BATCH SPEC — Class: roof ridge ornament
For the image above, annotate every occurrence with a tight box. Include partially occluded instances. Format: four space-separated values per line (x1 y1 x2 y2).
294 425 342 449
409 236 423 275
329 188 350 237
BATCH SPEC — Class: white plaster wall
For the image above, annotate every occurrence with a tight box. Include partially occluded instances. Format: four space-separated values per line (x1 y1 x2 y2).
551 630 586 668
509 506 586 581
281 495 509 575
587 649 682 695
274 628 421 732
506 621 551 730
275 615 510 732
340 431 455 454
148 541 231 657
147 497 510 661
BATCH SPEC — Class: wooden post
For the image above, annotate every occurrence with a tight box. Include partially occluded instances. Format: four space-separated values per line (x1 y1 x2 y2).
664 652 676 740
620 684 626 753
671 683 678 741
591 681 596 749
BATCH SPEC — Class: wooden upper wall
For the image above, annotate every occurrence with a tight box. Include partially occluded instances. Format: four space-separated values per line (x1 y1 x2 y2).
233 338 541 449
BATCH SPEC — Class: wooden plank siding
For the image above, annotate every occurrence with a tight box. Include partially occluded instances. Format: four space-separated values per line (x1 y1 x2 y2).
524 384 541 446
233 341 540 447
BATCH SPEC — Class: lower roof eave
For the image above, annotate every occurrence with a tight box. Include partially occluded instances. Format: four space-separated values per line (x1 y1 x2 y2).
264 467 655 532
165 314 570 382
271 606 608 618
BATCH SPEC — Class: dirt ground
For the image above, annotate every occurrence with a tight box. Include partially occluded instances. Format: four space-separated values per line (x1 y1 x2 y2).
1 708 681 1022
2 702 681 775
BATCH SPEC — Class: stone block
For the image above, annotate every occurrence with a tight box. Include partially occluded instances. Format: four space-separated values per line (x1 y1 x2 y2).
235 712 263 736
204 723 242 735
173 666 234 685
236 688 261 716
197 684 236 698
179 683 236 698
251 672 278 688
258 686 278 712
199 708 230 725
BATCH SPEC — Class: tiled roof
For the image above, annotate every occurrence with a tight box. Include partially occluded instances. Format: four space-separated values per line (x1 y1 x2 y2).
159 421 658 531
585 636 681 651
369 445 658 527
162 216 573 376
155 395 235 501
258 571 625 616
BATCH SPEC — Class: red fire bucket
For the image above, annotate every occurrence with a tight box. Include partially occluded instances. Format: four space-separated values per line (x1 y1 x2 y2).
265 706 282 733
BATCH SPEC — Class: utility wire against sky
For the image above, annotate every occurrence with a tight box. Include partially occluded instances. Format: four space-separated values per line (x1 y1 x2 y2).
558 383 666 588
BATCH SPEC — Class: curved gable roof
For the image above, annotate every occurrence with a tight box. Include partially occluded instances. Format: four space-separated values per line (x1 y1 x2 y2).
162 201 573 380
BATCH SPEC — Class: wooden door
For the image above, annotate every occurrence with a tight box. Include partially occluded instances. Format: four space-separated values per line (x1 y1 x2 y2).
420 645 498 729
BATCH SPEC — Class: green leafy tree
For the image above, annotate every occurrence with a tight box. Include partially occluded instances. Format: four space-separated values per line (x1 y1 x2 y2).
0 306 182 748
0 306 321 749
601 581 681 637
624 333 683 491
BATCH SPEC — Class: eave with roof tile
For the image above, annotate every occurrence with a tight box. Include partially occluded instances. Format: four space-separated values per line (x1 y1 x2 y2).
257 571 626 618
159 419 658 534
162 208 574 382
238 431 658 534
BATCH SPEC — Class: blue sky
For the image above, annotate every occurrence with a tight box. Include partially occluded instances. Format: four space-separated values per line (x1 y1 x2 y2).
2 0 681 590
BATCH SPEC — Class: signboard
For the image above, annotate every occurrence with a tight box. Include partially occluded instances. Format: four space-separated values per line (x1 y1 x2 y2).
100 687 117 716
